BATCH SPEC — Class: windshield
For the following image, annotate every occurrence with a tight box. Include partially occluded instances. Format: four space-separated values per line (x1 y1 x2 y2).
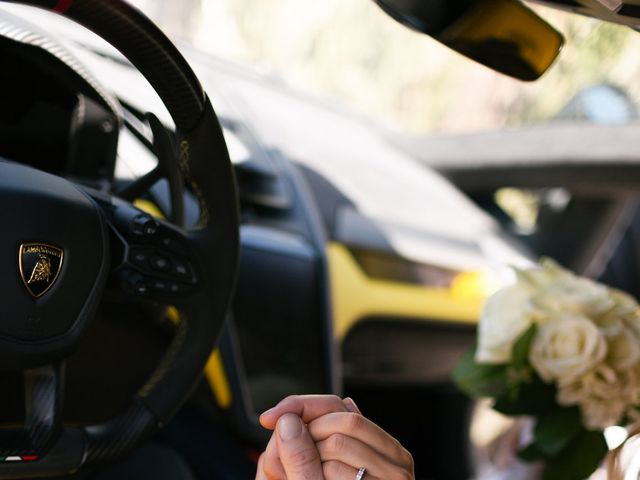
128 0 640 135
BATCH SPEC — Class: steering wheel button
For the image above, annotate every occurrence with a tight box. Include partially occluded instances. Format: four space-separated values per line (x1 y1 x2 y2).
144 223 158 236
131 251 148 266
131 214 159 237
153 280 168 292
125 273 150 295
159 235 187 255
150 255 171 272
172 261 190 277
5 457 21 462
21 456 38 462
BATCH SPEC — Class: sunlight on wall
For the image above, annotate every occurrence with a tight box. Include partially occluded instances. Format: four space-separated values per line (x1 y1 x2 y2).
130 0 640 135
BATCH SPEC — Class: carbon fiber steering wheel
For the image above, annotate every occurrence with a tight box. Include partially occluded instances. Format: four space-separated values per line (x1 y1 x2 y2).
0 0 239 477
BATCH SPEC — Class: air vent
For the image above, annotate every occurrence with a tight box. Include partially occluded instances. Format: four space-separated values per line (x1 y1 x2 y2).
235 161 291 211
219 117 292 212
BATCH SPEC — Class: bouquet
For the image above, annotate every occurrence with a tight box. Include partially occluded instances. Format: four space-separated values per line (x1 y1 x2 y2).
453 259 640 480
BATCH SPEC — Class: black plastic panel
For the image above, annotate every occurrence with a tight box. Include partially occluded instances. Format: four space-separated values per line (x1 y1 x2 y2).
343 317 476 385
233 228 326 414
619 3 640 18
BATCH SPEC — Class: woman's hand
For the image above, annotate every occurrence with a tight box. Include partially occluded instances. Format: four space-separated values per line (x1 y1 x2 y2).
305 409 414 480
256 395 415 480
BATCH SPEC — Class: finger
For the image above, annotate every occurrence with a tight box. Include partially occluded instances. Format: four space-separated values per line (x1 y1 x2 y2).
276 414 324 480
322 461 381 480
256 454 267 480
317 433 413 480
308 412 412 469
343 397 362 415
262 434 286 480
260 395 350 430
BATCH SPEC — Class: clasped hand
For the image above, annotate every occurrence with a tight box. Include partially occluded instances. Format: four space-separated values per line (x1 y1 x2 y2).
255 395 415 480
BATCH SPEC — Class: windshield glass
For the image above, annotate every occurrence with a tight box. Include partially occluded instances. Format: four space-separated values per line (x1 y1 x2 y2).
128 0 640 135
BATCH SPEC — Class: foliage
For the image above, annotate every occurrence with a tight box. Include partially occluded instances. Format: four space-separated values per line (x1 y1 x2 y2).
454 326 611 479
133 0 640 135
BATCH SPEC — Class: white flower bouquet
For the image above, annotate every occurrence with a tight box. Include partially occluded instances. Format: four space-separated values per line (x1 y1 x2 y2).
453 259 640 480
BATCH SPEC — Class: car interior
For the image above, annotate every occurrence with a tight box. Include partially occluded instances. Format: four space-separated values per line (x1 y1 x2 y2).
1 0 640 479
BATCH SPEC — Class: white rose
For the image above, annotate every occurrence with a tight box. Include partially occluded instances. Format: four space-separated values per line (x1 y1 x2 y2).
548 276 613 317
603 289 640 337
557 363 618 406
520 259 614 318
557 364 640 430
475 284 534 364
609 289 639 317
580 396 628 430
529 314 607 384
606 327 640 370
516 258 569 289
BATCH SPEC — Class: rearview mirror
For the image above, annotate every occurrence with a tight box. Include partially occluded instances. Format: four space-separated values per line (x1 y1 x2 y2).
374 0 564 81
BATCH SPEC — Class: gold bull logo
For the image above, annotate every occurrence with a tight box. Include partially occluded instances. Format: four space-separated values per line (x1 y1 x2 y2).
19 243 64 298
28 255 52 284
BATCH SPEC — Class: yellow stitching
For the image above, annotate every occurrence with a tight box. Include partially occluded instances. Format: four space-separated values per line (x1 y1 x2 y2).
178 140 210 228
137 316 188 398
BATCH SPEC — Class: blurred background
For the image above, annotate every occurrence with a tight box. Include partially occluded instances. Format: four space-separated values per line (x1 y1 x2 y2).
129 0 640 134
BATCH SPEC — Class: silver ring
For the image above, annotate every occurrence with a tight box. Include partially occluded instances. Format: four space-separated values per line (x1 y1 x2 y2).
355 467 366 480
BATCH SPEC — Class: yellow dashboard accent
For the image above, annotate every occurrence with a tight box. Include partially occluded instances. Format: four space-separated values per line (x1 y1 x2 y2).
133 199 165 219
205 350 233 409
165 306 181 326
450 270 493 302
327 242 487 340
134 199 233 409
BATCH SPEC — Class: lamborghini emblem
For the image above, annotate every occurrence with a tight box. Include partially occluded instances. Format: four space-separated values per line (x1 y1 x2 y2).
19 243 63 298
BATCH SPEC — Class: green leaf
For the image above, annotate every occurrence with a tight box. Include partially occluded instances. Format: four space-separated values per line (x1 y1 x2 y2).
518 443 548 462
493 374 556 416
512 323 537 369
534 407 582 456
452 349 508 398
542 430 608 480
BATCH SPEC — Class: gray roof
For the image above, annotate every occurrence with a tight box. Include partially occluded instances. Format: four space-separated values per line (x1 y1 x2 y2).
392 122 640 169
390 123 640 193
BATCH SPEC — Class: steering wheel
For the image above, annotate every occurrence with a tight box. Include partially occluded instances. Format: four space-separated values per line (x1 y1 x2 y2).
0 0 239 477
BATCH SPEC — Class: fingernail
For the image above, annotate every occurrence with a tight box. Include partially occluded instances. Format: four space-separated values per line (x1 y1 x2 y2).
260 407 275 417
255 469 267 480
344 397 362 414
278 414 302 441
